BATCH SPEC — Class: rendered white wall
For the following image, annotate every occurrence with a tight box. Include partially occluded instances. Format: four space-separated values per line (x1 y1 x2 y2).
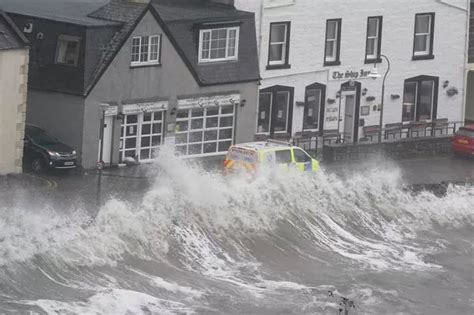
235 0 468 137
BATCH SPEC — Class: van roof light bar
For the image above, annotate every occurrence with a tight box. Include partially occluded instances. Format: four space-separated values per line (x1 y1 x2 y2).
266 139 292 146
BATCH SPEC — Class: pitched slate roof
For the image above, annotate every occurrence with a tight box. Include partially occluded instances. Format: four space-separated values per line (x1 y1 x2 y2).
151 0 260 86
2 0 259 95
0 0 120 27
84 0 148 94
0 10 28 50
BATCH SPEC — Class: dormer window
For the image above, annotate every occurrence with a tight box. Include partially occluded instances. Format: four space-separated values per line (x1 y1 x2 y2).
131 35 161 67
55 35 81 66
198 27 239 63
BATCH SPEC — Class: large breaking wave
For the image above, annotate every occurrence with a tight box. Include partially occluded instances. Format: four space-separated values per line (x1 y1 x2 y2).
1 147 473 314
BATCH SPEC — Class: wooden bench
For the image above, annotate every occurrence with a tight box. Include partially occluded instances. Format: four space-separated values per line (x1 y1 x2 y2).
322 129 340 144
405 121 428 138
431 118 449 136
254 134 268 141
362 125 380 142
384 122 403 140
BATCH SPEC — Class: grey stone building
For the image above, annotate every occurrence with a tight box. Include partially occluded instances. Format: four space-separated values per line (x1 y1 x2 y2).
0 10 29 175
3 0 259 168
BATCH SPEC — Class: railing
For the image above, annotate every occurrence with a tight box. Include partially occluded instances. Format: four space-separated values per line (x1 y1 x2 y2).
362 120 465 143
253 120 464 158
320 120 464 145
293 131 319 157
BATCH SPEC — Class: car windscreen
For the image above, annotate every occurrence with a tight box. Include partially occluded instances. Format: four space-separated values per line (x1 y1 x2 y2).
456 128 474 138
27 127 59 145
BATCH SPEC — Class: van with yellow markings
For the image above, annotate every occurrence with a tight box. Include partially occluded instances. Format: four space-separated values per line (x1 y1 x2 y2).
224 140 319 174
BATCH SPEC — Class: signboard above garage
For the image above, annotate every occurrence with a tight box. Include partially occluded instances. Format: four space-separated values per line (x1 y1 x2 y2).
178 93 241 110
122 101 169 115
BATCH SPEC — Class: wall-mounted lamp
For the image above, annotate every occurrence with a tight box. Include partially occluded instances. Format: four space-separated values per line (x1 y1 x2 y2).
366 96 376 102
362 88 368 96
170 107 177 115
240 99 247 107
390 94 400 100
327 98 336 104
446 87 458 97
335 91 341 98
443 80 449 89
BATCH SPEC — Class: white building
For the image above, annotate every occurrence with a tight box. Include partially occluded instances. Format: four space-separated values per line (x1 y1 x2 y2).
0 10 29 175
235 0 469 143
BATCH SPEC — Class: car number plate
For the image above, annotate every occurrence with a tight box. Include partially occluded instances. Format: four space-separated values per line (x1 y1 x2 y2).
458 139 469 144
64 161 74 166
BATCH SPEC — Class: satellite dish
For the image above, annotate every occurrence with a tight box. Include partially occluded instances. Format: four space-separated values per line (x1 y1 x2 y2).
23 23 33 34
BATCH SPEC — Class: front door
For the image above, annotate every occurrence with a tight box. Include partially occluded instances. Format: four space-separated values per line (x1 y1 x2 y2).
100 115 113 164
343 93 356 143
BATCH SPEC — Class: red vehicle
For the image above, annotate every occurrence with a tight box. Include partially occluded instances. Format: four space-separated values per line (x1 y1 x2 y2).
452 125 474 157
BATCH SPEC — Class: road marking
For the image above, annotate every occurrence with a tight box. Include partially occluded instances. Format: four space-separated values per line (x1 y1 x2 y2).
24 174 58 190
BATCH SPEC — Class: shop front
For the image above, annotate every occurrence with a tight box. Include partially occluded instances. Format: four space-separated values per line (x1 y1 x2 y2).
119 101 168 163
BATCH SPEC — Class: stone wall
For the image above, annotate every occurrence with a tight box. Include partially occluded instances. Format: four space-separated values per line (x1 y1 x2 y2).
0 48 29 175
322 136 453 163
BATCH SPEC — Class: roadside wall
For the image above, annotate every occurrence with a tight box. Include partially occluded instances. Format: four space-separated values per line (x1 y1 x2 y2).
322 136 453 163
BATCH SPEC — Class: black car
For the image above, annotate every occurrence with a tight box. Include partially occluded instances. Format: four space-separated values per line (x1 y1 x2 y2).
23 124 77 172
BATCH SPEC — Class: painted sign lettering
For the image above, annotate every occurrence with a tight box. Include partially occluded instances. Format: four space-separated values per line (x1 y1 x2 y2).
330 69 371 81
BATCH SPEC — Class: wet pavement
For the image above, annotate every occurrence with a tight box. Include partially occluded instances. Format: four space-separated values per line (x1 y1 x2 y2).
1 155 472 212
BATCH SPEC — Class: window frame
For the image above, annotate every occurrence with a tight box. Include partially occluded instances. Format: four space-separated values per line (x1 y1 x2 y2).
365 16 383 64
324 18 342 66
256 85 294 136
54 35 81 67
131 35 162 67
412 13 435 60
303 82 326 132
402 75 439 122
198 26 240 63
257 92 273 134
266 21 291 70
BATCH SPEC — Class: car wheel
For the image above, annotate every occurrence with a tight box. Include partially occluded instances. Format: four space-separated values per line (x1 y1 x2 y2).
31 158 44 173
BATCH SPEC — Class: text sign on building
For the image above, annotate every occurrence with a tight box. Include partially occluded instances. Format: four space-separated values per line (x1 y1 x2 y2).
329 69 372 81
122 101 169 115
104 106 118 117
178 94 241 109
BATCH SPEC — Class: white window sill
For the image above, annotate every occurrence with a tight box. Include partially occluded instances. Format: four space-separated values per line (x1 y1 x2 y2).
130 61 161 68
198 58 238 64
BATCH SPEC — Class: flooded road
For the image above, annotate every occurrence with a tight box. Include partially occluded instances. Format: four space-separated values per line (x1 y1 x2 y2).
0 151 473 314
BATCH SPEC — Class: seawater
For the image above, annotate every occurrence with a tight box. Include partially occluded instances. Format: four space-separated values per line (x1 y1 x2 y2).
0 148 473 314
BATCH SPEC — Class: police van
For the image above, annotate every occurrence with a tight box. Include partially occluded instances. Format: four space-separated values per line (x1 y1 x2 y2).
224 140 319 174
